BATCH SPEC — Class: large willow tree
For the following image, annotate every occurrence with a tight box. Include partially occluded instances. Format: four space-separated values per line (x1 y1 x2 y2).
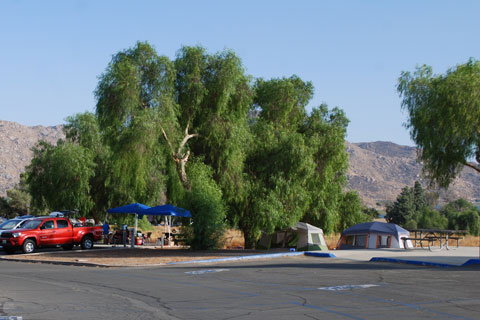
95 42 252 248
240 76 351 247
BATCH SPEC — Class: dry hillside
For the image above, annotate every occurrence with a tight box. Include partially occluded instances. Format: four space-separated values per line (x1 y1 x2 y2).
347 141 480 208
1 120 479 209
0 120 64 196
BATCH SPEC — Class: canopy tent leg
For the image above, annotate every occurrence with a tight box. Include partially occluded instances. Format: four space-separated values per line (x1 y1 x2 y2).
168 216 172 245
131 213 138 248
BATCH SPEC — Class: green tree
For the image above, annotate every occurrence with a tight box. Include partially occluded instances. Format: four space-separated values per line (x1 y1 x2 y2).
301 105 350 233
238 76 317 248
398 59 480 187
337 191 370 231
363 207 380 220
385 186 416 227
385 182 430 229
441 199 480 235
4 174 31 216
253 75 312 130
25 141 95 217
0 197 16 219
240 76 351 247
95 43 172 203
6 188 30 216
184 159 226 249
413 181 427 212
94 42 250 249
417 207 448 229
64 112 113 219
242 125 314 248
174 46 253 224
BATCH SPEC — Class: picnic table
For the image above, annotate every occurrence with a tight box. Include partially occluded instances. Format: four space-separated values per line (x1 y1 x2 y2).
155 232 187 247
401 229 466 251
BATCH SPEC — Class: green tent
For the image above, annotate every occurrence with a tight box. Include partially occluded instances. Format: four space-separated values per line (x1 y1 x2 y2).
258 222 328 251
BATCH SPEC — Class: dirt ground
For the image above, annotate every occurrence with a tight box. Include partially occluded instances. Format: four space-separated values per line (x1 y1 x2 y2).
1 246 291 267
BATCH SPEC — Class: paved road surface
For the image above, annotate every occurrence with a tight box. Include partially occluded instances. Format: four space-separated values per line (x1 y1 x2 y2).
1 256 479 319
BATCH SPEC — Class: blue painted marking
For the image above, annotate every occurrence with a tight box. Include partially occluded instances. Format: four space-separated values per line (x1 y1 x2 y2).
462 259 480 266
305 252 336 258
370 257 457 268
290 301 366 320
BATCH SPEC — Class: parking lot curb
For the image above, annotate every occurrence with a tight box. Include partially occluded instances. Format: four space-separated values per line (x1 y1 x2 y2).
2 250 332 268
462 259 480 266
167 251 305 265
167 251 337 265
0 256 112 268
304 252 336 258
370 257 459 268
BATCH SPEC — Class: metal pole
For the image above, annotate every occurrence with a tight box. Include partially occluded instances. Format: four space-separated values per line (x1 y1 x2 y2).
168 216 171 246
131 213 138 248
123 226 126 248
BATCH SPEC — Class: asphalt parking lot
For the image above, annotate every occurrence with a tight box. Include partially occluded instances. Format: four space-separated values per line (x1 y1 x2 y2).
1 255 479 320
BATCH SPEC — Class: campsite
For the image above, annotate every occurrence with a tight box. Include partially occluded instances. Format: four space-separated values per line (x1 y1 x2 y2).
2 2 480 319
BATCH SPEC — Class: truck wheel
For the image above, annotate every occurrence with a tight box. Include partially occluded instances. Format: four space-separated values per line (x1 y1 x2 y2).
22 239 36 254
81 236 94 250
61 244 74 250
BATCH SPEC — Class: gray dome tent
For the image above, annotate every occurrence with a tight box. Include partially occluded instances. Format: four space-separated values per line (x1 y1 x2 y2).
336 221 412 249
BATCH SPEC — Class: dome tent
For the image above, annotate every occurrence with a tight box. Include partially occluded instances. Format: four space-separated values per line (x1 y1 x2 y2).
257 222 328 251
336 221 413 249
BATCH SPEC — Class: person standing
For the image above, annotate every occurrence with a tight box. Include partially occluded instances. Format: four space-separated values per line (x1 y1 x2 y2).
102 222 110 244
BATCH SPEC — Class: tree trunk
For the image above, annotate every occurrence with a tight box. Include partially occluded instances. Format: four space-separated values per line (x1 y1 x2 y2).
177 154 191 191
161 124 198 191
243 229 257 249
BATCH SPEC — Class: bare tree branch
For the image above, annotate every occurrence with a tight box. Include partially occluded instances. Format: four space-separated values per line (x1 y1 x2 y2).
177 123 199 157
159 122 199 191
463 161 480 173
160 125 174 156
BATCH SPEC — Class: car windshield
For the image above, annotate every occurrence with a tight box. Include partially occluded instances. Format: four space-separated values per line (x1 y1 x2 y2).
0 219 23 230
21 220 43 230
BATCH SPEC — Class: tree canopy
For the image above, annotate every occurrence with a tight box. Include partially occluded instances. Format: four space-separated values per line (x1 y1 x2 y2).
26 141 95 216
23 42 364 249
398 59 480 187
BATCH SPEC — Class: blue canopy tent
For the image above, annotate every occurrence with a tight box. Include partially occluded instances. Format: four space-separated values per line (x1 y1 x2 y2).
107 203 191 247
141 204 191 244
108 203 151 214
107 203 150 247
141 204 191 218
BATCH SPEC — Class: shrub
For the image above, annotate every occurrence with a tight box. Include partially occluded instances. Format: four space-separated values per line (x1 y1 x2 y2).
417 208 448 229
184 160 226 250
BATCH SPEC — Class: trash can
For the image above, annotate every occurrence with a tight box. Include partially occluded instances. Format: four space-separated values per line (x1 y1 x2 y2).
121 224 128 247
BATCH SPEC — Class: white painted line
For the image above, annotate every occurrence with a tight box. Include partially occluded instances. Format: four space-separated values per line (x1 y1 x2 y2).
318 284 379 291
185 269 230 275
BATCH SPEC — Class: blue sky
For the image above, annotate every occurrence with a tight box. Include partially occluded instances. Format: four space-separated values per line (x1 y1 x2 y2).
1 1 479 146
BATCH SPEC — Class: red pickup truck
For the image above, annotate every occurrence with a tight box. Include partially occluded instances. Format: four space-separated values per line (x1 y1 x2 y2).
0 217 103 254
